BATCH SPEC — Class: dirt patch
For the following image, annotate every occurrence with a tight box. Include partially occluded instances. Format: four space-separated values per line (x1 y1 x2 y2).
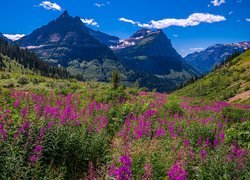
228 90 250 102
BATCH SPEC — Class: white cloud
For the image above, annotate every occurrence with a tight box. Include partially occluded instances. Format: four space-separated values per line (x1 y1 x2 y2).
81 18 99 27
189 47 204 52
119 18 151 28
119 13 226 29
211 0 225 6
228 11 233 15
39 1 62 11
173 34 179 37
119 18 137 25
246 18 250 22
94 3 104 7
3 34 25 41
94 2 110 8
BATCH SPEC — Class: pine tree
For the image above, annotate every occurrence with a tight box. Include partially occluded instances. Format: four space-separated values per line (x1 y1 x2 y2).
111 71 120 89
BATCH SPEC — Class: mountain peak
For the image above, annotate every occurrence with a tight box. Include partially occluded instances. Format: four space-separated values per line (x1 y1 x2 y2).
130 28 152 39
61 10 69 18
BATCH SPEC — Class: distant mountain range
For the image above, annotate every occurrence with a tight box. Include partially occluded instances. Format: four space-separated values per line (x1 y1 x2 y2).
17 11 125 82
0 32 13 43
2 10 249 92
175 49 250 103
184 42 250 74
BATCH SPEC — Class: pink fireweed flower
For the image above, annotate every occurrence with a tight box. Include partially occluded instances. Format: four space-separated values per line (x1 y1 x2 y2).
219 132 225 143
30 145 43 164
229 144 249 169
142 163 153 180
200 150 207 159
21 108 28 118
13 98 21 108
197 138 203 146
183 139 190 146
47 121 54 129
168 162 188 180
213 139 219 147
155 127 166 137
14 121 30 139
4 109 11 117
205 139 211 147
116 155 132 180
0 124 7 140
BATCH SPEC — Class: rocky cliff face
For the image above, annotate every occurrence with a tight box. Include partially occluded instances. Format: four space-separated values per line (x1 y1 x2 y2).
113 28 199 91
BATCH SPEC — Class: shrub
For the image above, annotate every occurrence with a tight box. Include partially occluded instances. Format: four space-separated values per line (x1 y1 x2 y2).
226 121 250 149
222 106 250 124
17 76 30 85
164 96 184 115
42 125 110 179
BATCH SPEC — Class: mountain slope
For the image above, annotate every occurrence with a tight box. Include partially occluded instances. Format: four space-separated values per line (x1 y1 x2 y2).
87 28 120 46
174 50 250 103
113 28 199 91
0 38 69 79
184 42 250 74
17 11 127 81
0 33 12 43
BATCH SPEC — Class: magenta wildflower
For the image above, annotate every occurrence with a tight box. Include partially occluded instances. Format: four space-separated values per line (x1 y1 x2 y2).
21 107 28 118
183 139 190 146
13 98 21 108
219 132 225 143
115 155 132 180
213 139 219 147
200 150 207 159
0 124 7 140
142 163 153 180
155 127 166 137
168 162 188 180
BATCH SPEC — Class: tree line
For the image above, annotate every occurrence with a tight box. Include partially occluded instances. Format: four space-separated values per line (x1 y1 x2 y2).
0 38 70 79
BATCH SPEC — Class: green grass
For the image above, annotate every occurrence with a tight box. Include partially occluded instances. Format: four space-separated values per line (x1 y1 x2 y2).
174 50 250 102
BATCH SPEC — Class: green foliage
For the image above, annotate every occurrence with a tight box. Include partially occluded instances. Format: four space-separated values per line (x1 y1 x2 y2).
226 121 250 149
111 71 120 90
222 106 250 124
174 50 250 103
17 76 30 85
164 96 184 115
42 125 109 179
105 88 127 103
0 38 70 79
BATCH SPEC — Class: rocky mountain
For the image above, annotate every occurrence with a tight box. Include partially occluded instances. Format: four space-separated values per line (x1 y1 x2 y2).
14 11 199 92
17 11 125 81
112 28 199 91
184 42 250 74
87 28 120 46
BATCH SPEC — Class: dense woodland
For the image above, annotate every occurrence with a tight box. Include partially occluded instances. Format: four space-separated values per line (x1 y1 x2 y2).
0 38 70 79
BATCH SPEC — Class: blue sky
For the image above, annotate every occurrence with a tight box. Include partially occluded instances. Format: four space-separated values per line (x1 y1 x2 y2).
0 0 249 56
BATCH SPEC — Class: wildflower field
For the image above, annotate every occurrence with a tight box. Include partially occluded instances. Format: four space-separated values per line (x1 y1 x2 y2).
0 78 250 179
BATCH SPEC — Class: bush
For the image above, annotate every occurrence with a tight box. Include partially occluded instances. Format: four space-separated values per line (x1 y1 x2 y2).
164 96 184 115
226 121 250 149
17 76 30 85
42 125 110 179
222 106 250 124
3 81 15 88
105 89 127 103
